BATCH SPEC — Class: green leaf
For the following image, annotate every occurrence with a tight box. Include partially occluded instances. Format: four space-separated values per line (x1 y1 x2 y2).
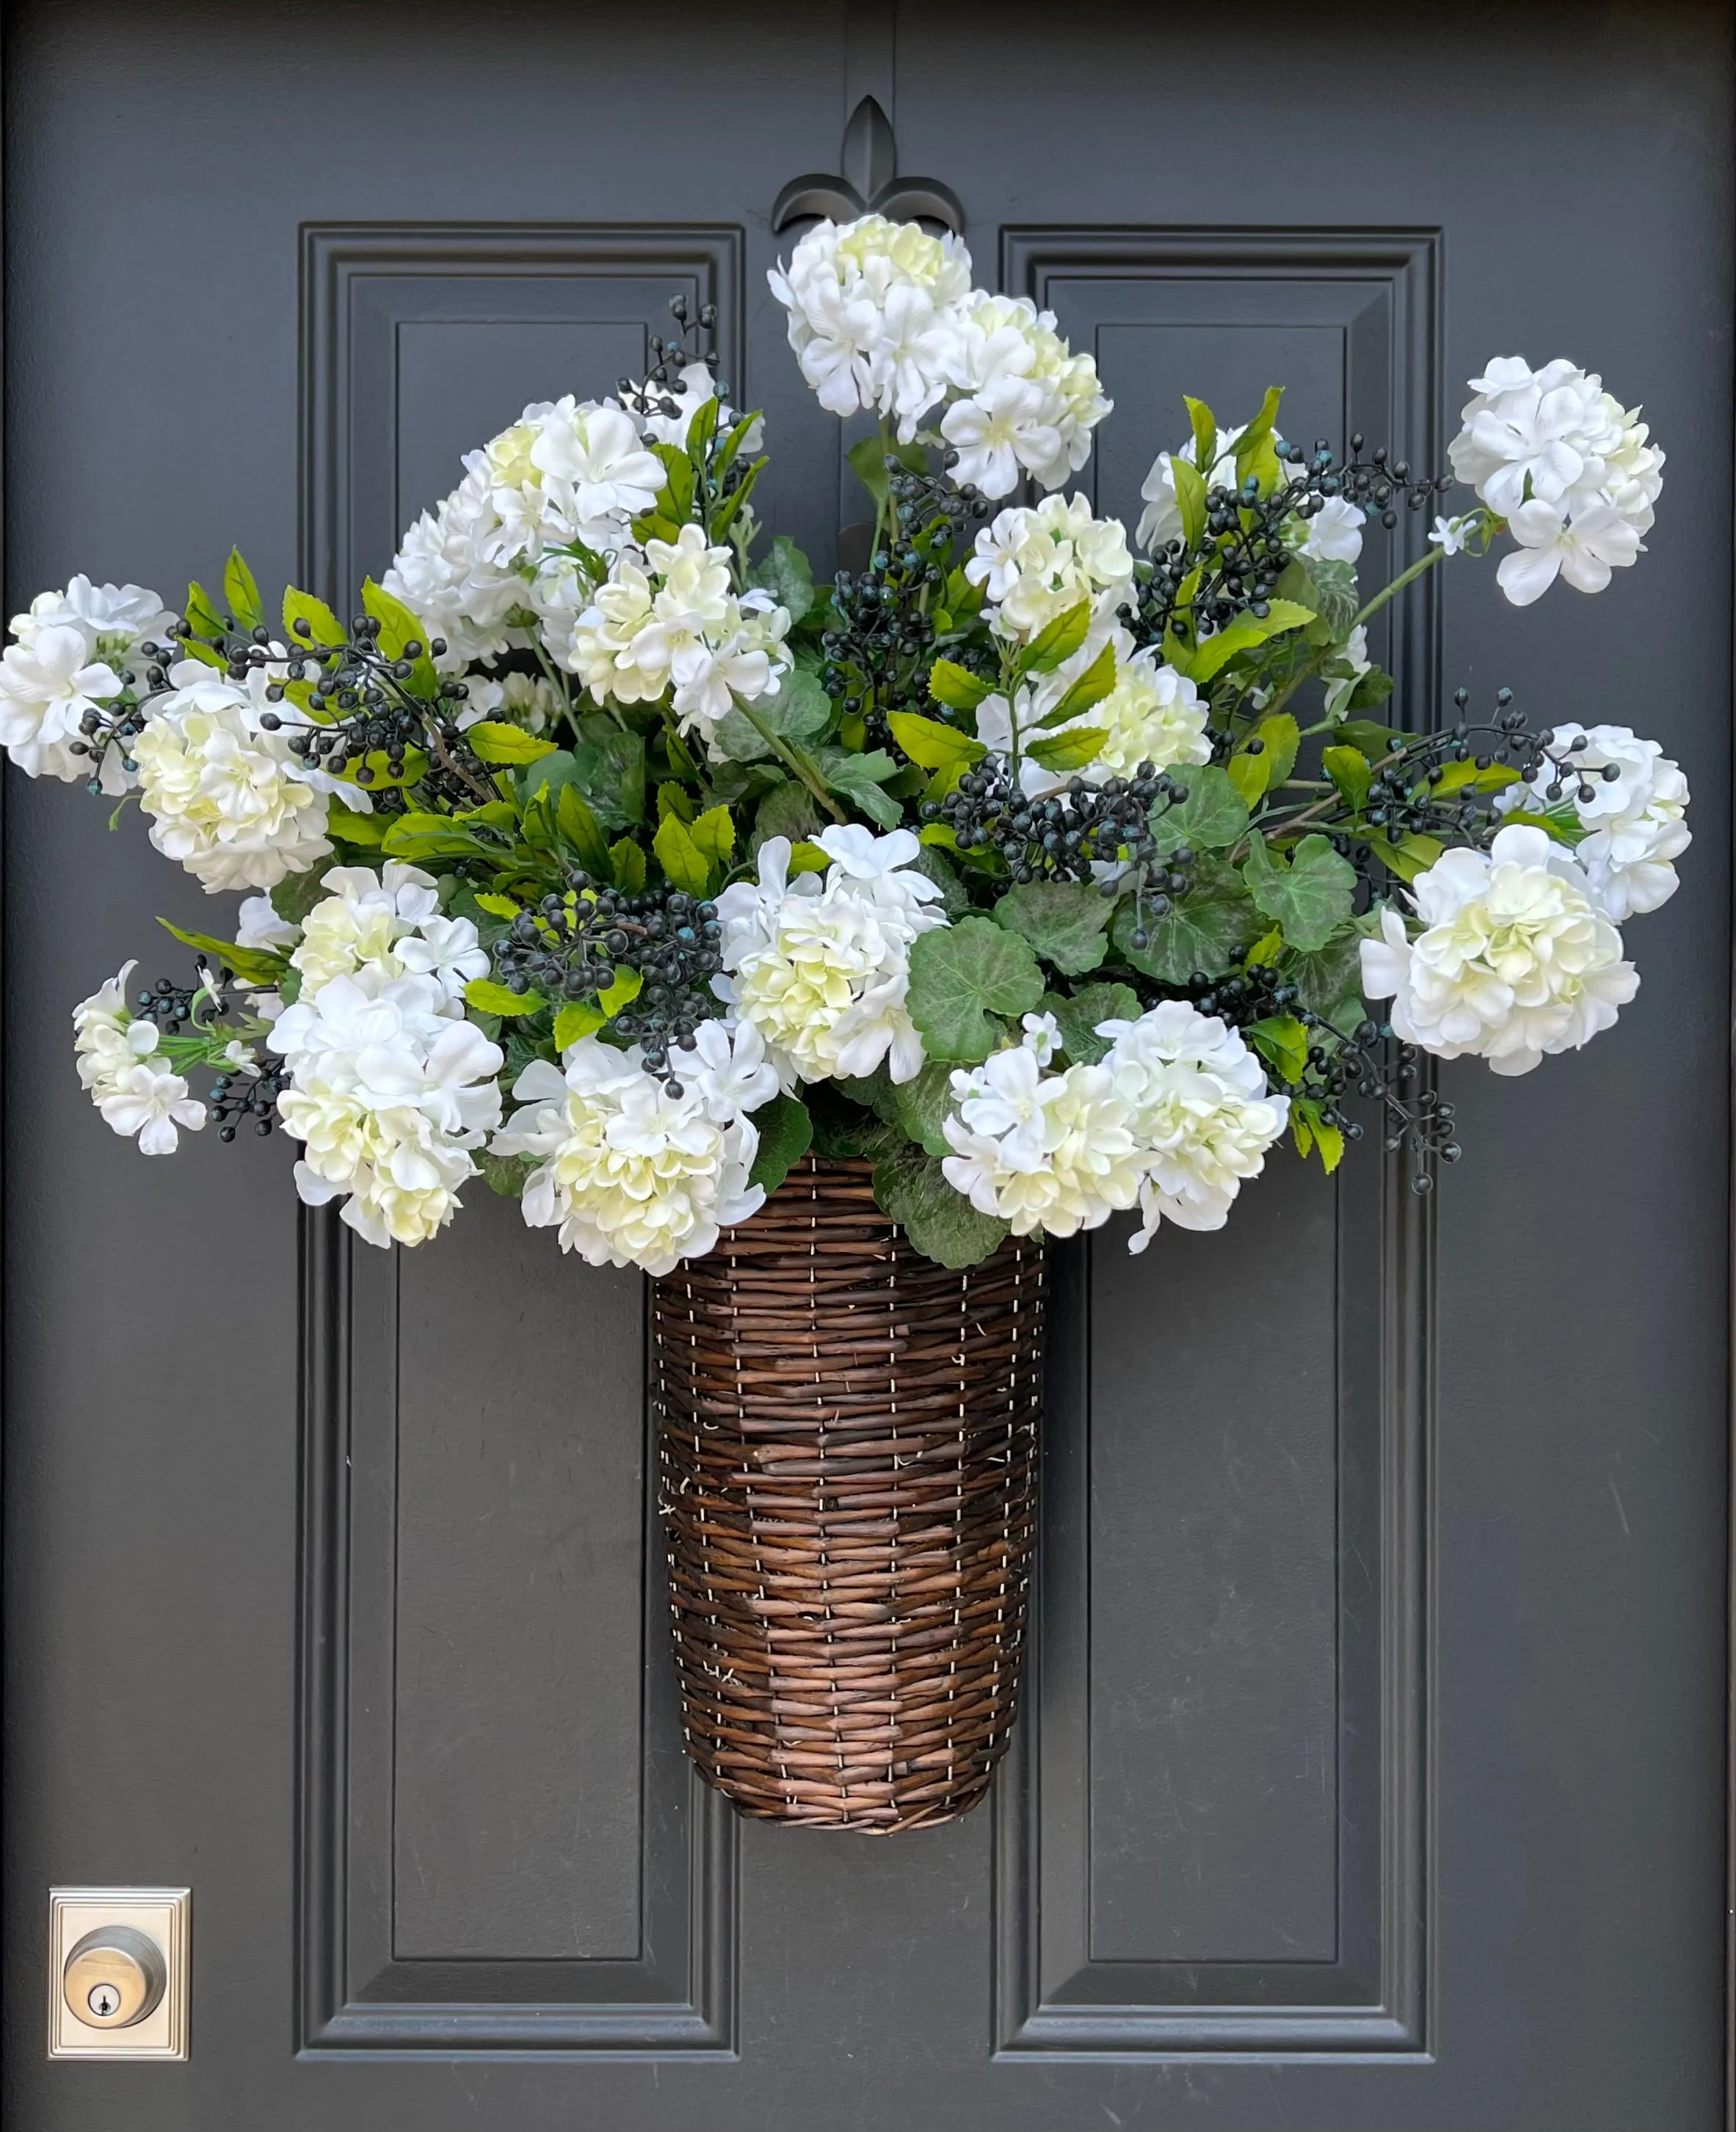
361 578 438 696
992 881 1112 975
556 782 611 875
553 1001 606 1050
1227 747 1271 806
223 547 264 630
888 1060 957 1157
184 580 226 639
888 709 987 771
653 810 711 895
846 434 893 511
752 778 820 852
1112 856 1257 986
746 534 814 626
1243 832 1357 952
820 746 903 829
1249 711 1300 790
1046 982 1139 1066
1183 395 1218 478
1283 930 1367 1029
1499 807 1586 849
155 918 286 987
907 917 1045 1063
468 720 559 765
608 837 647 895
1246 1013 1310 1085
928 658 993 712
327 801 388 846
1232 385 1285 494
1021 600 1092 674
564 718 647 830
282 585 344 650
712 665 832 761
656 778 696 825
1335 718 1409 760
269 862 335 928
689 804 736 873
787 840 829 875
1149 763 1249 854
1027 725 1108 774
909 842 969 915
871 1140 1009 1268
1179 597 1314 685
1037 641 1119 729
1343 667 1395 715
1323 743 1373 810
465 978 545 1016
747 1092 814 1196
474 892 520 919
1291 1095 1345 1174
1171 456 1208 547
1277 553 1359 640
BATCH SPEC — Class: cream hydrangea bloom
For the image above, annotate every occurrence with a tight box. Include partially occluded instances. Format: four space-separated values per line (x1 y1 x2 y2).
941 1033 1144 1238
384 454 531 670
484 396 664 563
0 622 123 785
966 495 1133 641
1496 722 1690 920
269 969 504 1248
490 1021 776 1276
566 525 792 749
941 294 1110 495
1359 822 1638 1075
1097 1001 1290 1247
290 863 487 1005
133 663 331 891
71 961 208 1155
714 824 948 1085
976 630 1210 798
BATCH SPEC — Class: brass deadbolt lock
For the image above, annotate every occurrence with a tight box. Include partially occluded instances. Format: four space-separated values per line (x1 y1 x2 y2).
63 1924 166 2029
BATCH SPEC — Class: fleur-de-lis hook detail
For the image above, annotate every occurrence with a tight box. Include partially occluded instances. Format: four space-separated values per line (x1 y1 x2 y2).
771 95 964 235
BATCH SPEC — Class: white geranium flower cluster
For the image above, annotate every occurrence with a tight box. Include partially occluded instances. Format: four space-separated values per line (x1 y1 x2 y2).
976 627 1211 798
715 824 948 1085
1447 357 1664 606
768 216 1110 498
1497 722 1691 922
73 961 207 1154
133 660 336 892
382 363 747 674
566 523 792 750
941 1003 1288 1249
966 495 1133 641
1359 823 1638 1078
265 865 503 1245
490 1019 777 1276
0 576 177 788
1136 423 1366 564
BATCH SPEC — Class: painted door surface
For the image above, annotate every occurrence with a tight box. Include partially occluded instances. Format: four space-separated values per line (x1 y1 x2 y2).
4 3 1731 2126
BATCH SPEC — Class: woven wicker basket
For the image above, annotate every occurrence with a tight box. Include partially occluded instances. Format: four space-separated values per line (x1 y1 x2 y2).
653 1156 1045 1832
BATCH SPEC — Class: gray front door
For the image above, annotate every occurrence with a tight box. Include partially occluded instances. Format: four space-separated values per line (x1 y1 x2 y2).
5 3 1730 2125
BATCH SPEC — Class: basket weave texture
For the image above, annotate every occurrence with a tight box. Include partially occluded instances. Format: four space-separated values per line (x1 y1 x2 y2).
653 1157 1045 1832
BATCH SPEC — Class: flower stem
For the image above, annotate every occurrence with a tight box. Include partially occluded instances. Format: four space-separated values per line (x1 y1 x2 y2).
734 702 848 823
1351 545 1446 633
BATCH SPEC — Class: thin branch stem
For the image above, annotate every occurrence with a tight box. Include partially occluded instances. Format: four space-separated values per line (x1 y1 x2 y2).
734 702 848 823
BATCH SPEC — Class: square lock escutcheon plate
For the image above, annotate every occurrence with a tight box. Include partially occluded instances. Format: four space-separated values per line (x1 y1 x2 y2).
47 1888 190 2060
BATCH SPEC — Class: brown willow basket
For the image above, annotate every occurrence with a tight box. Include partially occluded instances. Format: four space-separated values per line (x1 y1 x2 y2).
653 1156 1045 1833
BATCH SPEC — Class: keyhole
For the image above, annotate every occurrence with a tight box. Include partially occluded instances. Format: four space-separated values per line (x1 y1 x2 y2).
87 1982 121 2019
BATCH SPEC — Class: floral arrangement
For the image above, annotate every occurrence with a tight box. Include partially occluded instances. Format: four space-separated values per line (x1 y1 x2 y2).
18 215 1685 1274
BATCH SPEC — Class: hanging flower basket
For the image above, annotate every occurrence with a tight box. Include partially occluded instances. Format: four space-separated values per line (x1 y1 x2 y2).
653 1157 1044 1831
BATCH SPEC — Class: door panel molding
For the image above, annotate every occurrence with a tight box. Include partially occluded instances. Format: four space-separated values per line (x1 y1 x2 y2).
299 222 744 602
992 224 1439 2057
294 1210 736 2054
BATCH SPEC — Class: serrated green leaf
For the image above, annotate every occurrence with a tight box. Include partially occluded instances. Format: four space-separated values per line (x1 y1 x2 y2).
1232 385 1285 494
465 978 544 1016
889 709 987 771
327 802 388 847
1283 931 1366 1030
1112 856 1257 986
361 577 438 696
156 917 287 987
609 837 647 894
653 809 711 895
282 585 344 651
1246 1013 1310 1085
888 1060 957 1158
1171 456 1208 547
909 842 969 914
928 658 993 712
1021 601 1092 675
689 804 735 873
992 881 1112 975
1227 748 1271 805
788 840 830 874
1150 764 1249 855
474 892 520 919
820 746 903 829
752 778 820 852
1036 641 1119 729
907 917 1045 1063
1323 744 1373 810
598 965 642 1016
746 534 814 627
556 782 611 874
223 547 264 630
1045 982 1140 1066
1026 725 1108 774
1183 396 1218 478
1243 832 1356 952
747 1092 813 1196
468 720 559 765
1180 597 1315 685
1335 718 1409 759
553 1001 606 1050
1250 712 1300 790
871 1140 1009 1268
712 665 832 761
184 579 226 639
